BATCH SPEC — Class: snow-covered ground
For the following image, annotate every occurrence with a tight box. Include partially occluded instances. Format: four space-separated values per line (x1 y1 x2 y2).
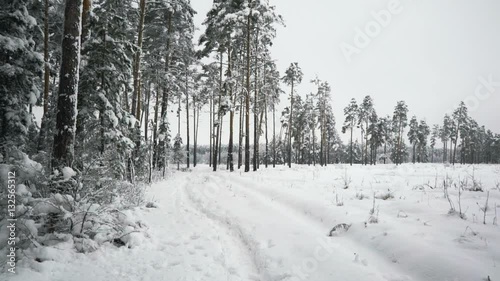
7 164 500 281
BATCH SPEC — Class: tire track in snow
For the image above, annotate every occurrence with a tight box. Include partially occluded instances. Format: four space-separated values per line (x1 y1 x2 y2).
202 173 412 281
181 174 271 281
152 174 262 281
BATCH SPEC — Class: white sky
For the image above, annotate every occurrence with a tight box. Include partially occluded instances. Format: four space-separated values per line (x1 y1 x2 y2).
179 0 500 145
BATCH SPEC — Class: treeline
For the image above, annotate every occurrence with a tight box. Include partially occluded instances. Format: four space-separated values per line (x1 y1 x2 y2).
341 97 500 165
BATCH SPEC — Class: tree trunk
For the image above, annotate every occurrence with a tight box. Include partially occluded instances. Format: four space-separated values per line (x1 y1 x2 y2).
272 103 276 168
238 97 243 169
158 12 172 171
43 0 50 115
288 80 294 168
412 143 416 163
185 70 190 168
132 0 147 118
52 0 83 170
193 96 198 167
452 126 459 166
349 125 353 166
253 28 259 172
244 12 251 172
313 122 316 166
144 82 150 142
218 116 223 166
209 89 213 167
383 143 387 164
38 0 51 152
227 47 234 171
364 121 369 165
213 53 223 171
195 106 200 166
445 141 448 163
152 82 160 168
265 96 268 168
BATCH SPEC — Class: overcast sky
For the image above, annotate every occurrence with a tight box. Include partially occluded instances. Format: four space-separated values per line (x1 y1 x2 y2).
184 0 500 145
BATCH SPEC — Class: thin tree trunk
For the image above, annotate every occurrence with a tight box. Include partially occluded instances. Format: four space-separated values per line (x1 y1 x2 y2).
209 89 213 167
213 53 223 171
158 12 172 171
218 116 223 166
265 96 268 168
349 125 353 166
253 27 259 171
194 105 200 167
177 90 181 170
238 97 243 169
272 103 276 168
452 123 460 165
38 0 51 152
152 81 160 168
244 11 251 172
132 0 147 118
412 143 416 163
43 0 50 115
383 143 387 164
258 109 264 168
144 82 150 142
193 95 198 167
288 80 294 168
185 70 190 168
227 47 234 172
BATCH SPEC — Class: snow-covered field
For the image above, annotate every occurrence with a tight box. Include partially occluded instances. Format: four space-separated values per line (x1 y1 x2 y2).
8 164 500 281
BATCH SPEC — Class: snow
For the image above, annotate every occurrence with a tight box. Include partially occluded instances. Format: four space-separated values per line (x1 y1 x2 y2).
61 167 76 180
7 164 500 281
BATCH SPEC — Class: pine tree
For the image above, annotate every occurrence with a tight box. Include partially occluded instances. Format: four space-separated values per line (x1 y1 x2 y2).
367 111 380 164
392 101 408 165
282 62 303 168
379 116 392 164
359 95 374 165
76 0 136 180
451 101 468 165
430 124 440 163
0 0 43 158
441 114 453 163
407 115 419 164
342 98 358 166
417 120 430 163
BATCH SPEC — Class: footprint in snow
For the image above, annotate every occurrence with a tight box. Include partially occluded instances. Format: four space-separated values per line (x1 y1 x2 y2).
190 233 200 240
353 253 368 266
191 264 202 271
165 241 180 247
168 260 182 266
228 267 239 275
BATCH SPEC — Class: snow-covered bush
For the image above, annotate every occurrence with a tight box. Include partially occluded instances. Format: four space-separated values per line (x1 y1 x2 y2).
355 192 369 200
375 190 395 200
0 148 148 261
